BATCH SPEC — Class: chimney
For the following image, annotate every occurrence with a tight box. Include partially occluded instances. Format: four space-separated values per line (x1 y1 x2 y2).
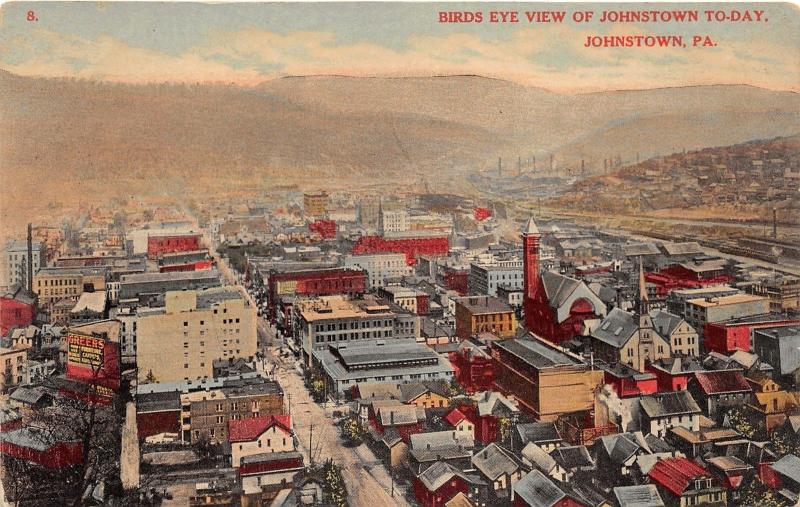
27 223 33 292
773 207 778 239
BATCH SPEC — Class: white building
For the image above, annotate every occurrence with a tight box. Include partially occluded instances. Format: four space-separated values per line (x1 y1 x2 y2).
4 240 43 289
343 253 412 289
380 210 409 234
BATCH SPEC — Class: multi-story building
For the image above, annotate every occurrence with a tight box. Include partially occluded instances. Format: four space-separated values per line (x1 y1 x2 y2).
468 261 523 297
352 234 449 266
684 294 770 340
136 287 257 382
753 326 800 385
147 233 202 260
265 268 366 321
343 253 412 289
665 285 740 316
356 196 381 229
0 286 36 335
33 267 107 318
380 209 409 234
742 274 800 312
118 270 221 305
638 391 701 438
491 336 604 421
3 239 43 290
0 347 27 392
303 191 329 218
311 339 454 397
454 296 516 340
589 307 672 373
377 286 429 315
293 295 409 365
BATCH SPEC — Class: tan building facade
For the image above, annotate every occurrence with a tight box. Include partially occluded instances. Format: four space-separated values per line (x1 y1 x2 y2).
0 347 27 392
137 287 257 382
454 296 517 340
303 192 329 218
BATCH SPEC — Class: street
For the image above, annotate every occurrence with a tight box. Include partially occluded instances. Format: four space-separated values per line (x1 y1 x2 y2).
275 366 412 507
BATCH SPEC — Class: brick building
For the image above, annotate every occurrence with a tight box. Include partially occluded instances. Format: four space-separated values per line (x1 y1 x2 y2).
352 235 449 266
266 268 366 321
147 233 202 260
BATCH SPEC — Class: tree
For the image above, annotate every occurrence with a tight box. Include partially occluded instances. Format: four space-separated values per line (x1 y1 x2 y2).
447 379 465 398
341 417 366 445
497 416 513 444
321 459 348 507
725 407 764 440
309 376 326 402
739 475 787 507
143 369 157 384
770 426 800 457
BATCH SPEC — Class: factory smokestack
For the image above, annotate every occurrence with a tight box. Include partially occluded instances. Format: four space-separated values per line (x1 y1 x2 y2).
773 207 778 239
26 223 33 292
498 157 502 177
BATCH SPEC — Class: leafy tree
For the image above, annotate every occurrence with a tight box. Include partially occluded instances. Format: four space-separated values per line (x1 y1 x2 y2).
447 379 465 398
770 426 800 457
309 376 326 402
341 417 366 445
497 416 513 444
739 475 787 507
143 369 157 384
321 459 348 507
725 407 765 440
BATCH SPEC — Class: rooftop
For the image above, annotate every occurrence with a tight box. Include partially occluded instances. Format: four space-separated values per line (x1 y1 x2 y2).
687 293 767 308
492 336 584 369
454 296 513 315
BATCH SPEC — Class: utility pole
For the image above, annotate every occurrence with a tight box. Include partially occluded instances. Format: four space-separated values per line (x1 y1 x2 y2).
309 424 314 465
287 394 292 416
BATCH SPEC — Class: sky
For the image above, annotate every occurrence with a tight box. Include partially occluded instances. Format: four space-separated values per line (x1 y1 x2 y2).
0 2 798 92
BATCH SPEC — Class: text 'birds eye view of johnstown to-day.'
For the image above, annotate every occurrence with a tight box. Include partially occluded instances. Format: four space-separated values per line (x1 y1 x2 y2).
0 1 799 506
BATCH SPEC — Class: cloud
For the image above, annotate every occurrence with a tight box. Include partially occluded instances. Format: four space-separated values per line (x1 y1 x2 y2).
1 23 797 93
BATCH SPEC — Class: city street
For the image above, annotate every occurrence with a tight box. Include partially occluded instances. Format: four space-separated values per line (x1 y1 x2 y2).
275 367 412 507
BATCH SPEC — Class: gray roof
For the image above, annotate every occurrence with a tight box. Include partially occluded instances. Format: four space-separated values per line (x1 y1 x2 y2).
541 271 582 310
550 445 594 470
0 426 74 451
417 461 483 492
513 470 566 507
650 310 684 337
623 243 661 257
9 387 49 405
640 391 701 418
334 340 439 368
613 485 665 507
471 443 520 481
136 391 181 413
521 443 558 474
592 307 638 348
523 217 540 236
598 433 648 465
410 430 474 452
772 454 800 483
492 337 582 369
660 242 704 256
378 405 423 427
475 391 520 417
515 422 562 446
240 450 304 466
398 380 449 403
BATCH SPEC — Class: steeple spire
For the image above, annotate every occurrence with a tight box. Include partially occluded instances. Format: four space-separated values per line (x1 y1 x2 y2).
638 256 649 315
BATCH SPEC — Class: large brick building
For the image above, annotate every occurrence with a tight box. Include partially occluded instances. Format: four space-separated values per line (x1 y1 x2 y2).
147 233 202 260
265 268 366 321
491 335 604 421
352 235 449 266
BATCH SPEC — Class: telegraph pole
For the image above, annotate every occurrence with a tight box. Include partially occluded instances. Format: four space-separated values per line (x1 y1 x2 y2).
309 424 314 465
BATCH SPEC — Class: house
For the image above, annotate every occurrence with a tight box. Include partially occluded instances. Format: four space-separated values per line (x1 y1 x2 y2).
753 326 800 386
594 432 677 484
399 380 451 409
408 430 474 475
228 414 294 467
449 340 494 393
471 443 524 502
512 422 563 453
372 402 426 443
747 373 800 432
238 451 304 493
649 310 699 357
688 370 752 423
520 443 567 482
512 469 578 507
647 458 726 507
638 391 701 438
769 454 800 504
8 386 52 412
612 485 665 507
413 460 489 507
549 445 595 481
646 357 705 393
705 455 752 503
0 426 83 469
459 391 521 445
444 408 475 440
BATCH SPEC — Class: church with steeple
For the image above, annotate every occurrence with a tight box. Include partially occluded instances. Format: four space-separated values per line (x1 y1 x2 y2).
521 216 608 344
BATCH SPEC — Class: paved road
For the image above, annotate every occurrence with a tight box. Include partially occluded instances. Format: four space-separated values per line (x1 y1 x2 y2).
275 367 412 507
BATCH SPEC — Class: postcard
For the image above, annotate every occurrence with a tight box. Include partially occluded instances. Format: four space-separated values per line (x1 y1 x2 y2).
0 2 798 506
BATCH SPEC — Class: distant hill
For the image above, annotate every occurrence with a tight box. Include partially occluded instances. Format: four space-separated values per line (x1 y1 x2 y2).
1 70 799 235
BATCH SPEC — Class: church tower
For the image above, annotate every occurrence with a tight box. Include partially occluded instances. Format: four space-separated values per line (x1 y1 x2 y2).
522 217 541 302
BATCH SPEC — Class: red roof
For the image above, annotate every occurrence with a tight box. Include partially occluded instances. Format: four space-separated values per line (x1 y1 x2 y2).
648 458 711 497
228 415 291 443
444 408 468 427
693 370 752 395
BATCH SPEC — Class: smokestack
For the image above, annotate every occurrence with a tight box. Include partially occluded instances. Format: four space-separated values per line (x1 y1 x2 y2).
532 155 536 173
26 223 33 292
549 154 554 173
518 156 521 177
581 159 585 177
773 207 778 239
498 157 502 177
